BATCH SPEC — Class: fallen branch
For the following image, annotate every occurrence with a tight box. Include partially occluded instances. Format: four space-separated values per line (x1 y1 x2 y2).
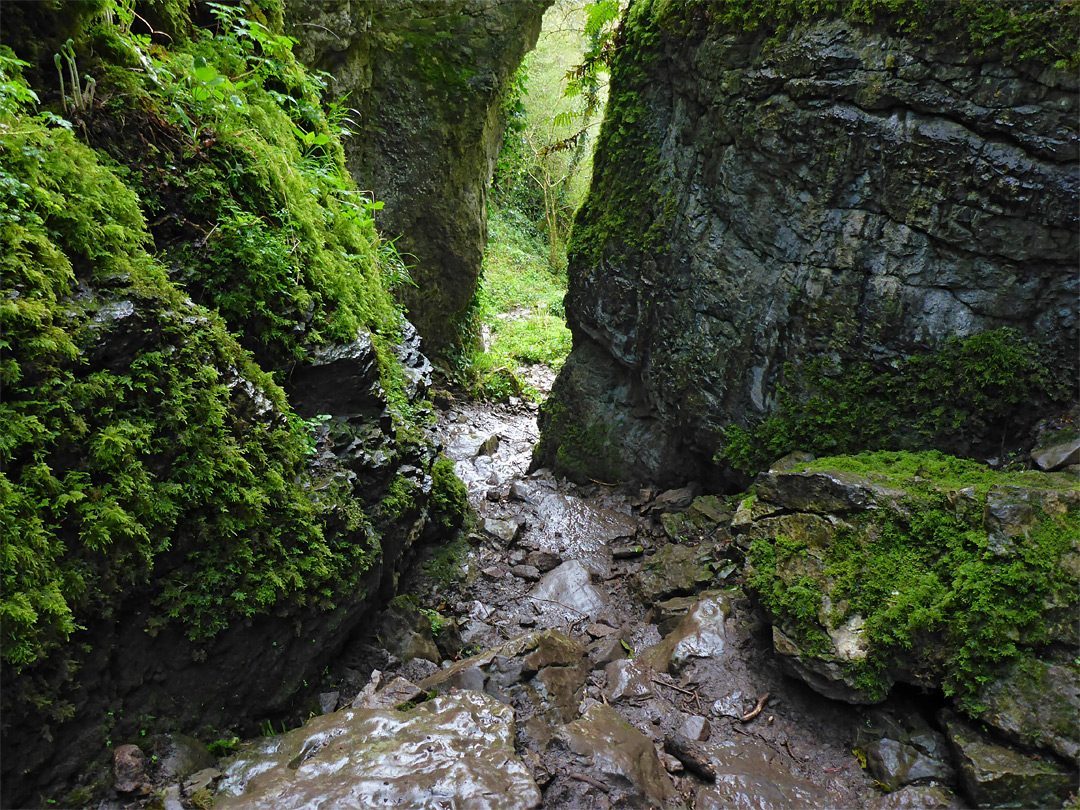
663 734 716 782
740 692 770 723
652 678 695 697
568 772 609 792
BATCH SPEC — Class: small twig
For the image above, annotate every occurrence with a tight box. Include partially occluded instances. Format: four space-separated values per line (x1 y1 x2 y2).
568 772 609 792
783 739 806 762
529 596 591 618
588 477 617 486
294 21 345 42
652 678 695 697
131 8 173 41
740 692 770 723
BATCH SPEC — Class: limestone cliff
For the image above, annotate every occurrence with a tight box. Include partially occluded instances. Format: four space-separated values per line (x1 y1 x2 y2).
286 0 551 349
536 0 1079 486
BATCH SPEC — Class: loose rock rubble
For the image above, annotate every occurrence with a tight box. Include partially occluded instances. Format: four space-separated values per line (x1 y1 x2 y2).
115 398 1074 809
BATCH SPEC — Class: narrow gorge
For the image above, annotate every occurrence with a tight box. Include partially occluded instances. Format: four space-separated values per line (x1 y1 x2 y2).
0 2 1076 809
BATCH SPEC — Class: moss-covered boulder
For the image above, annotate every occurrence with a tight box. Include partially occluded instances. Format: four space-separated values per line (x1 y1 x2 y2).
741 452 1079 788
940 712 1075 809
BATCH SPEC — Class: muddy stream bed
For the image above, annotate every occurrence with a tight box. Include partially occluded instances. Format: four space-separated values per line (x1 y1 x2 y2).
127 396 968 810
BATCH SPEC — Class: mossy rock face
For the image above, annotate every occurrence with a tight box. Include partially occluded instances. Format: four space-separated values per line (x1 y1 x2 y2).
285 0 552 349
542 0 1078 484
741 451 1080 790
0 3 468 803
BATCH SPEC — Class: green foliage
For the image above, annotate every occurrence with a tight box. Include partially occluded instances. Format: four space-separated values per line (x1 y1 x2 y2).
455 202 571 401
566 1 672 270
207 736 241 756
719 328 1068 475
494 2 614 269
0 0 428 678
746 452 1080 706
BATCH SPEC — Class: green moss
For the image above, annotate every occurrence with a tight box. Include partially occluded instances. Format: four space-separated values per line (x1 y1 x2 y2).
745 452 1080 707
0 118 389 670
422 533 471 589
0 2 430 680
720 328 1069 474
429 457 467 532
746 534 834 658
693 0 1079 71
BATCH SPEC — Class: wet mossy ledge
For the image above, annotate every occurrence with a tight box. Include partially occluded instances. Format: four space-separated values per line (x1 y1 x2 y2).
0 3 467 804
738 451 1079 776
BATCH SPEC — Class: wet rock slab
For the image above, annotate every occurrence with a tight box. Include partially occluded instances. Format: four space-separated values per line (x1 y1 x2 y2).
216 689 541 810
692 738 828 810
552 703 676 807
941 712 1075 809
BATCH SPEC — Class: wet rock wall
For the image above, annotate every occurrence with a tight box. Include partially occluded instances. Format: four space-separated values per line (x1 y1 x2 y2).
537 0 1079 485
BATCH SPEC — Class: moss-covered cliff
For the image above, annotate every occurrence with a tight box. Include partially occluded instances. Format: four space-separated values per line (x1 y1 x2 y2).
0 3 465 804
536 0 1079 486
284 0 551 349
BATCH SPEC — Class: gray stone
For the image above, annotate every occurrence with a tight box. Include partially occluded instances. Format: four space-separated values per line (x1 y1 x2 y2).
510 564 541 582
678 714 711 742
475 434 500 457
150 733 215 782
530 560 608 619
482 517 524 545
632 544 715 603
863 737 954 792
604 658 655 701
977 657 1080 764
318 691 339 714
941 711 1075 809
1031 436 1080 471
588 637 628 669
526 549 561 572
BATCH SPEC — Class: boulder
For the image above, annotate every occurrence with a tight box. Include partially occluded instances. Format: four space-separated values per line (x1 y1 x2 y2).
632 544 716 603
535 3 1076 486
976 657 1080 765
940 712 1075 809
530 560 608 618
552 704 676 807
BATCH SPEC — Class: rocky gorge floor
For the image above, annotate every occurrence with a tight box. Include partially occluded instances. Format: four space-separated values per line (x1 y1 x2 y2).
98 391 1076 810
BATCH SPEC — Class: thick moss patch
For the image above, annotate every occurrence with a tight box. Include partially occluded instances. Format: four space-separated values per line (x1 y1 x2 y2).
720 328 1069 475
746 452 1079 708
